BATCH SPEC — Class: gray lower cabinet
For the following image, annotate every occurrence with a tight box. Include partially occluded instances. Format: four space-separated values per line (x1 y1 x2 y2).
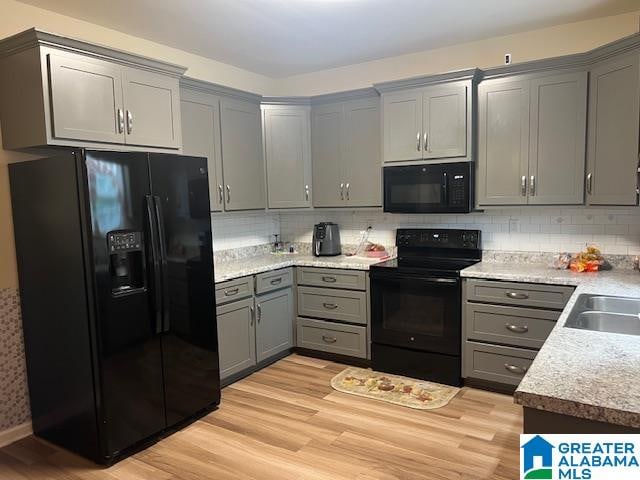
311 96 381 207
256 288 294 362
216 297 256 380
220 98 266 210
180 88 224 211
586 53 640 206
463 278 574 388
477 71 587 206
262 105 312 209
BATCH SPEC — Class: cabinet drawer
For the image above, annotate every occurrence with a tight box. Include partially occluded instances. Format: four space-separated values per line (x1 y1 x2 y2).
296 317 367 358
465 303 558 349
465 279 574 310
255 268 293 295
464 341 536 386
297 286 367 325
297 267 366 291
215 276 253 305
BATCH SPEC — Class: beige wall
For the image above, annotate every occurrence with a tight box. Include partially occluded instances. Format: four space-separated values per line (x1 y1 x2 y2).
273 10 640 96
0 2 639 290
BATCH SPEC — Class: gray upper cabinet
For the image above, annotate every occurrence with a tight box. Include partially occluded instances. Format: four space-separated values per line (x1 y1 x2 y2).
477 72 587 206
48 52 124 144
180 88 224 211
256 288 294 362
380 81 470 163
586 53 640 206
220 98 266 211
382 89 422 162
477 78 530 206
528 72 587 205
0 30 186 150
262 105 312 209
217 297 256 380
311 94 382 207
311 103 344 207
121 67 181 149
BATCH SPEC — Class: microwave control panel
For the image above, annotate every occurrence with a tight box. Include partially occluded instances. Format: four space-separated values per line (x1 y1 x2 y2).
449 173 468 207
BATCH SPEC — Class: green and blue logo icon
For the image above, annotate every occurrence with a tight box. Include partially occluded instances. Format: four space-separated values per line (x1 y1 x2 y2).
521 435 554 479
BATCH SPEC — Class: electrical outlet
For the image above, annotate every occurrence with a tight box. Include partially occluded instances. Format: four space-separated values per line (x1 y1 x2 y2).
509 218 519 233
504 53 512 65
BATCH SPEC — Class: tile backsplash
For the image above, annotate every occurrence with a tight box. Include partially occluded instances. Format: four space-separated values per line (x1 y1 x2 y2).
278 207 640 256
212 211 280 251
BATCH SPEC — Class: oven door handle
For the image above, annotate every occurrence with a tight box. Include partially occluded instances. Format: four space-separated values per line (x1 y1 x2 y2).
371 272 459 285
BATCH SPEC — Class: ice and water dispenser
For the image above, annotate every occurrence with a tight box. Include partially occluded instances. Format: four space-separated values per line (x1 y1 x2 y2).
107 231 145 295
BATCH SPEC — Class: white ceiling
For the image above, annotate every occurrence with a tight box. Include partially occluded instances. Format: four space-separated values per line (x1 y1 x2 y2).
17 0 640 77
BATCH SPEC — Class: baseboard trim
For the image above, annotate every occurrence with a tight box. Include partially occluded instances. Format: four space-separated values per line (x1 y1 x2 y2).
0 421 32 448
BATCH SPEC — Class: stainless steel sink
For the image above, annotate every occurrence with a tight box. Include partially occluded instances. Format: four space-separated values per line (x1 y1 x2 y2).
564 294 640 336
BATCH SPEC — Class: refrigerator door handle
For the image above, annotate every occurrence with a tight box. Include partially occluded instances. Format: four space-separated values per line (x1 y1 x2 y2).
146 195 163 335
153 196 171 333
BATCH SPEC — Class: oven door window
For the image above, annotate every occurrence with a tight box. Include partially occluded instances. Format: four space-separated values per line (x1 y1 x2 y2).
384 169 446 212
371 274 460 355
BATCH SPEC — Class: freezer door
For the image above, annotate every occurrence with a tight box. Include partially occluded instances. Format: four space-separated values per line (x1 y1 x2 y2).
84 151 166 459
149 153 220 426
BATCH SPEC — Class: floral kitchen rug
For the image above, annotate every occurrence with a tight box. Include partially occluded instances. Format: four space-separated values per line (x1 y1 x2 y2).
330 367 460 410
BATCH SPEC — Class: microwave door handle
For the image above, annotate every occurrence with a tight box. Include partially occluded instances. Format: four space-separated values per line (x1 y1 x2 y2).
442 172 448 205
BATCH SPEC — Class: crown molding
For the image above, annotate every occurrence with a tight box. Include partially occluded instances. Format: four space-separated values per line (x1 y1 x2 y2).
0 28 186 77
374 68 480 93
261 96 311 106
180 76 262 103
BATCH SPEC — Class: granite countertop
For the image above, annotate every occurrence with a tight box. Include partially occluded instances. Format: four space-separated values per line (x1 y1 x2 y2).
461 262 640 428
214 253 387 283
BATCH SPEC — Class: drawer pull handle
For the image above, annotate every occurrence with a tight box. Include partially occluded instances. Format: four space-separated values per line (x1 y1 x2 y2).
224 288 239 297
270 277 283 285
322 335 337 343
323 303 338 310
504 363 528 375
322 276 337 283
506 292 529 300
505 324 529 333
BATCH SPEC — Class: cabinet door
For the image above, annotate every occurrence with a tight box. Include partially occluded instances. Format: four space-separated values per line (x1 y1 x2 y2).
48 52 124 144
343 97 382 207
220 98 266 210
311 103 344 207
477 79 530 206
256 288 293 363
528 72 587 205
216 297 256 379
263 107 312 208
423 84 467 159
180 89 224 211
382 89 423 162
587 54 640 206
121 67 181 149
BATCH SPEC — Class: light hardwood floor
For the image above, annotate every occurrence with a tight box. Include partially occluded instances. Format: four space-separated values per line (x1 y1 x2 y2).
0 354 522 479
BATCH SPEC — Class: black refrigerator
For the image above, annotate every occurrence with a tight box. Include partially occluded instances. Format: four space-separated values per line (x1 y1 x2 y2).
10 149 220 465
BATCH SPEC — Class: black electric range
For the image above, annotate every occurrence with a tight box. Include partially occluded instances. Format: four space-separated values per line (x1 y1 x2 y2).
370 228 481 386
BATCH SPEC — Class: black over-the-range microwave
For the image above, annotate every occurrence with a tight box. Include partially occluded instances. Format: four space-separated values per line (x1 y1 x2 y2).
383 161 474 214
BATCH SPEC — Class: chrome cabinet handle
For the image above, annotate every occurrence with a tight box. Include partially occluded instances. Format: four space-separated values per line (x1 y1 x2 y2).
323 303 338 310
218 185 223 204
506 323 529 333
126 110 133 134
305 184 310 202
506 291 529 299
340 183 344 200
270 277 283 285
250 306 254 326
586 173 593 195
521 175 527 196
424 132 429 152
530 176 536 196
224 288 239 297
504 363 528 375
322 335 337 344
226 185 231 203
257 304 262 323
416 132 421 151
322 276 337 283
345 183 350 201
117 109 124 134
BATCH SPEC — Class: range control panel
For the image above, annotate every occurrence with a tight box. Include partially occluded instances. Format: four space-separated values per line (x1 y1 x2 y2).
396 228 481 250
107 231 142 253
